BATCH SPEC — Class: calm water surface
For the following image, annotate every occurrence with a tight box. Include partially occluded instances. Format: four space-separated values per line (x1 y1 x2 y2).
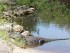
32 23 70 53
16 15 70 53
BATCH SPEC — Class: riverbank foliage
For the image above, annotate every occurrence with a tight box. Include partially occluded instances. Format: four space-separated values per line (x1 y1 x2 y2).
0 0 70 15
15 0 70 29
0 29 26 48
0 18 26 48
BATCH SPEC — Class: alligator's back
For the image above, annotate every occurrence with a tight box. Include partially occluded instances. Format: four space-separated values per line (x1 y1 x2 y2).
24 36 69 48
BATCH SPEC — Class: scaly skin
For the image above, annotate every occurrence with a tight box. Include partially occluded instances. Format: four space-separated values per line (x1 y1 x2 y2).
23 36 69 48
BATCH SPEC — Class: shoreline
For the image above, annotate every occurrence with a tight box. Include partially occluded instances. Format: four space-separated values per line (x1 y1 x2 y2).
0 38 52 53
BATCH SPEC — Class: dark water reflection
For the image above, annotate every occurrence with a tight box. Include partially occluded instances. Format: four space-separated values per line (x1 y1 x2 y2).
14 14 38 32
14 3 70 53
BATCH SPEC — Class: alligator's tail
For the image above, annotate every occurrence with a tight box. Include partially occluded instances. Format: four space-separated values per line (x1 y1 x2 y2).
45 37 70 43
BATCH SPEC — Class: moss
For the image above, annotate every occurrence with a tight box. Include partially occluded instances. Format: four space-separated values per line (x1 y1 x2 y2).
0 30 10 41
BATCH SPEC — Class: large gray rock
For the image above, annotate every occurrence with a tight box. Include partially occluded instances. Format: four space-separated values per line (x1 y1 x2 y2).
3 5 35 18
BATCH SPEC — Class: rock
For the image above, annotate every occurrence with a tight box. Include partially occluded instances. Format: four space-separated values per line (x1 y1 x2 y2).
3 10 13 16
13 6 35 16
21 31 31 37
9 32 22 39
27 8 35 14
3 5 35 18
13 25 24 32
0 23 13 31
0 23 24 33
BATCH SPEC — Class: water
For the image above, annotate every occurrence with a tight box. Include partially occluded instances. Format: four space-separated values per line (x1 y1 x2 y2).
32 23 70 53
15 13 70 53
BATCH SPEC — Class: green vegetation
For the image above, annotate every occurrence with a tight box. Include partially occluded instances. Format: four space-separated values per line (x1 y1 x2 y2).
16 0 70 30
35 0 70 29
0 30 9 40
0 19 26 48
11 37 26 48
15 0 70 31
0 3 7 13
16 0 30 5
0 29 26 48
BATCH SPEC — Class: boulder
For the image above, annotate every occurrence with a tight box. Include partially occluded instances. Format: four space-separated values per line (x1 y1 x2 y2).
0 23 24 32
27 8 35 14
13 25 24 32
3 5 35 18
0 23 13 31
21 31 31 37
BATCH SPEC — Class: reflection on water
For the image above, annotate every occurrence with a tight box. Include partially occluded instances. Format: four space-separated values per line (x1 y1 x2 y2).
14 14 38 32
14 1 70 53
15 14 70 53
32 23 70 39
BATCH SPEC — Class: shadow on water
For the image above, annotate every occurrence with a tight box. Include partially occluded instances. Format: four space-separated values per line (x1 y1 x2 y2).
14 14 38 32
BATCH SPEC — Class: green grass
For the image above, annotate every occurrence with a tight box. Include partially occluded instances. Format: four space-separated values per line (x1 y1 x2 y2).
16 0 30 5
0 19 26 48
0 29 26 48
0 3 7 13
0 30 10 41
0 18 9 24
11 37 26 48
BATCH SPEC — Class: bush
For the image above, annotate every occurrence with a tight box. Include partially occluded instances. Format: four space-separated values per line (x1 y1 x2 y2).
0 4 7 13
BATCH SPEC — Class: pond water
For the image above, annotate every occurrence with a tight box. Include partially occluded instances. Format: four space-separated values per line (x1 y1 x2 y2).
32 23 70 53
15 12 70 53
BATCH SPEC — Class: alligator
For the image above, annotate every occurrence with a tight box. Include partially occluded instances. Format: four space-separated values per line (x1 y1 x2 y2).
9 32 70 48
24 36 70 48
